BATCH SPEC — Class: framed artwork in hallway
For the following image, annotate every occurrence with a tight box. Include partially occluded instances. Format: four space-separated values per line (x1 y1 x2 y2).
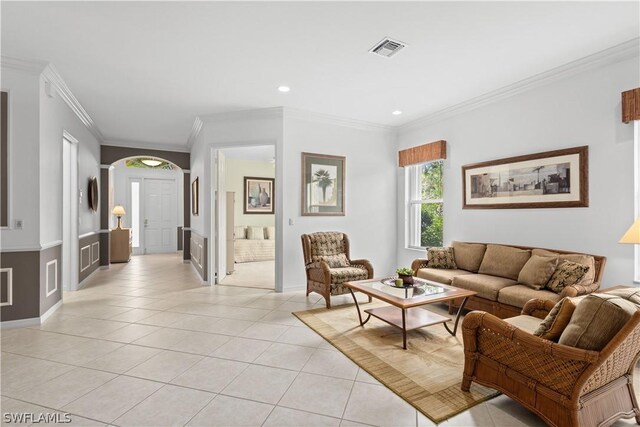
192 177 199 215
301 152 346 216
244 177 274 214
462 145 589 209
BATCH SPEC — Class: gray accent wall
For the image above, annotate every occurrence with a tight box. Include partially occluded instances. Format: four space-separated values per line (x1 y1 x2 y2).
0 250 40 321
190 231 207 281
79 233 100 282
177 227 183 251
101 145 190 170
39 244 62 316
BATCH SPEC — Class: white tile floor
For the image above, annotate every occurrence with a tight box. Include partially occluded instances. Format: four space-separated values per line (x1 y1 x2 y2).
1 253 637 427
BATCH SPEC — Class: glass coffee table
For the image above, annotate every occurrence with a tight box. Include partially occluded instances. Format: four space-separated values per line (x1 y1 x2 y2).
343 277 476 349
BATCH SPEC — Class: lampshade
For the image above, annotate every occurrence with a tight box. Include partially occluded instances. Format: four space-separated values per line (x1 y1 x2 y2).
619 218 640 244
112 205 126 216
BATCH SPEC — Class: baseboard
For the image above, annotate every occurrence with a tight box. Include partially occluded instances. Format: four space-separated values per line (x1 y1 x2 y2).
189 260 209 286
40 299 63 323
78 267 100 289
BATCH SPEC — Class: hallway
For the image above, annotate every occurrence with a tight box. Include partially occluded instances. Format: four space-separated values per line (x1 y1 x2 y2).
0 253 427 426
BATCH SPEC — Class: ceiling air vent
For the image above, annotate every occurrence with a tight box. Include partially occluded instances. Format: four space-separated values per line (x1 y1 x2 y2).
369 37 406 58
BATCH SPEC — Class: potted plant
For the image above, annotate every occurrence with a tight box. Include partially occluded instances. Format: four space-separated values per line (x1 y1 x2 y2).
396 267 415 285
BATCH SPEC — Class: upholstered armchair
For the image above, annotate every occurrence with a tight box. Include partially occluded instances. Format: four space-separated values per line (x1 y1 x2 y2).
301 232 373 308
461 301 640 427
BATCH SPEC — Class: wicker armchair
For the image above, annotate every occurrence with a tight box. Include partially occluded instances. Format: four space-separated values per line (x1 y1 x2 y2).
301 232 373 308
461 303 640 427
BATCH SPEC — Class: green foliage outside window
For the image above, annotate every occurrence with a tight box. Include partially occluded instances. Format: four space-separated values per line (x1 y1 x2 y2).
420 161 443 247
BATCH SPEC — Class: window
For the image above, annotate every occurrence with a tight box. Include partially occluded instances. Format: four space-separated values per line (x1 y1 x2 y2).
131 181 140 248
406 160 444 249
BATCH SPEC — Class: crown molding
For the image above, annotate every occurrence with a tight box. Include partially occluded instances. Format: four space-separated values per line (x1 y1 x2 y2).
399 37 640 133
41 63 105 143
199 107 284 123
0 56 47 74
283 107 395 133
186 117 203 150
102 137 190 153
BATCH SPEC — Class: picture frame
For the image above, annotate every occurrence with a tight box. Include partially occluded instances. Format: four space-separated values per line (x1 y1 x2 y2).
462 146 588 209
191 177 199 216
301 152 346 216
244 177 275 214
87 176 99 212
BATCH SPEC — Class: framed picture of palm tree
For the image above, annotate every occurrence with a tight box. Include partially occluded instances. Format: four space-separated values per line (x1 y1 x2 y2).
301 152 346 216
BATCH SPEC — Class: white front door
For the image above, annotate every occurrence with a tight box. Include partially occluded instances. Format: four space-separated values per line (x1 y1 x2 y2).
143 178 177 253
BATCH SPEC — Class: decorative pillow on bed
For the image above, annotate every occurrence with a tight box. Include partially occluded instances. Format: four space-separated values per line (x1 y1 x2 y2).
266 226 275 240
426 247 457 269
234 226 246 239
247 226 265 240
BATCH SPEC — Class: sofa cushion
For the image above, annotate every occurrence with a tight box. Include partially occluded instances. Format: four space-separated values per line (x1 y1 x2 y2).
309 232 350 268
416 268 473 285
478 244 531 280
533 249 596 286
329 267 368 286
559 294 638 351
497 284 562 308
533 297 578 341
505 315 541 334
452 274 517 301
426 247 457 269
545 261 590 293
517 255 558 290
452 241 486 273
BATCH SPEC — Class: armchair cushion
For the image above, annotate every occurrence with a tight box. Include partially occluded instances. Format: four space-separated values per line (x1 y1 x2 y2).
545 260 590 293
559 294 638 351
478 244 531 280
504 315 541 334
497 284 561 308
426 247 457 269
452 274 517 301
416 268 473 285
517 255 558 290
533 297 578 341
452 241 486 272
329 267 368 285
308 232 350 267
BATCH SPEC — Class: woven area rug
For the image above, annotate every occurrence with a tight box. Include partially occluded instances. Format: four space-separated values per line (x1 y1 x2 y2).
293 302 499 424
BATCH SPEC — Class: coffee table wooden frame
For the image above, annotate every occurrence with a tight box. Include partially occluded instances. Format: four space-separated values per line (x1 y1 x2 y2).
344 278 476 349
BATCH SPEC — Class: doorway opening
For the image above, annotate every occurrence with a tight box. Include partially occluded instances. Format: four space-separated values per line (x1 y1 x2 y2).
110 157 183 256
215 145 276 290
62 133 79 291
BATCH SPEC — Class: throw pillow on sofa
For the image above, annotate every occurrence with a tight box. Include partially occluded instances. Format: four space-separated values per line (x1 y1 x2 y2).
559 294 638 351
478 244 531 280
545 260 589 293
426 247 457 269
517 255 558 290
451 242 486 272
533 297 578 341
533 249 596 286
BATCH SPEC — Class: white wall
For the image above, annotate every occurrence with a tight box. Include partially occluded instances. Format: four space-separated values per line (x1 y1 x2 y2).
224 157 275 229
110 160 183 230
39 75 101 244
0 66 41 249
282 115 397 289
396 57 640 287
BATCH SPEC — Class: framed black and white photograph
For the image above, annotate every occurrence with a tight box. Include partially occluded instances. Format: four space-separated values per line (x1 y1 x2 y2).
462 146 588 209
244 177 274 214
301 152 345 216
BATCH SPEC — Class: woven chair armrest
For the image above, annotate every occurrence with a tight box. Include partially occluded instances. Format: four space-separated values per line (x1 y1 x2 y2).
560 281 601 298
350 259 374 278
306 261 330 272
521 298 557 319
462 311 599 364
411 258 429 274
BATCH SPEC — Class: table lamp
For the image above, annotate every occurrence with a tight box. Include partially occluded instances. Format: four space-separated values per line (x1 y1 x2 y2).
112 205 126 229
620 218 640 244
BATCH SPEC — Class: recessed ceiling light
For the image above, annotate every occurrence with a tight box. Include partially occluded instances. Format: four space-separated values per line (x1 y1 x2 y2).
392 110 403 115
278 86 290 93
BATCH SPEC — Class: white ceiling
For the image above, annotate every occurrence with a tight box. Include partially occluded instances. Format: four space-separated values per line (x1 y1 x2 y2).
222 145 275 163
2 2 638 148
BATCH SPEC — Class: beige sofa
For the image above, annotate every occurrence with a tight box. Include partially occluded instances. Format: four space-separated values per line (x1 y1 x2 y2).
411 241 606 319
